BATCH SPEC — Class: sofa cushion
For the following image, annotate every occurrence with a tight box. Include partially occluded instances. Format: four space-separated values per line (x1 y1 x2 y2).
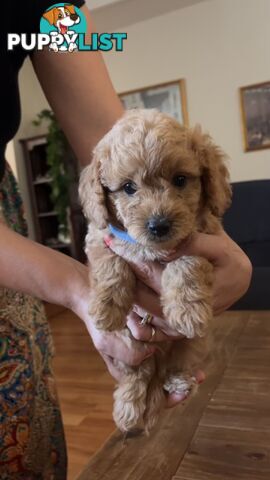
223 179 270 246
223 179 270 310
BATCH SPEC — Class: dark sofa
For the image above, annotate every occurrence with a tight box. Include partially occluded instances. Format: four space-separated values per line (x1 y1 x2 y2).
223 179 270 309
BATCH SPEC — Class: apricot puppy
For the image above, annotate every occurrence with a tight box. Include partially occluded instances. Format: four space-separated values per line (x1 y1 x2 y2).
79 109 231 432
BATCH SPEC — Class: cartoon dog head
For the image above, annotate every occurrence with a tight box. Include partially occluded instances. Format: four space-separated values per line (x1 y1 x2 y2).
43 4 80 34
79 109 231 250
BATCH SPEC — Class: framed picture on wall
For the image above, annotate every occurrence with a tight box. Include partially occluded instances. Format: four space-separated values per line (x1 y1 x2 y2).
120 79 189 126
240 81 270 151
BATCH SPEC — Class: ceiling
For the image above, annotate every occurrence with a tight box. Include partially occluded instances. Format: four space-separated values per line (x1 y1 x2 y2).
86 0 126 10
86 0 208 30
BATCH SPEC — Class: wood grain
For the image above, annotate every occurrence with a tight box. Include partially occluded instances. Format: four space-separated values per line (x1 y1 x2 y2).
49 308 115 480
50 310 270 480
175 311 270 480
76 311 249 480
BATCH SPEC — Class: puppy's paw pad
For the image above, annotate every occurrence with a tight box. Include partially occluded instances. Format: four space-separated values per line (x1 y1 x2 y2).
164 373 197 397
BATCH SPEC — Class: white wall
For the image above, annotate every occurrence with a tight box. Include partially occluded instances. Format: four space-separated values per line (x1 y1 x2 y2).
16 58 49 139
6 142 17 178
101 0 270 181
9 59 49 238
11 0 270 235
87 0 126 9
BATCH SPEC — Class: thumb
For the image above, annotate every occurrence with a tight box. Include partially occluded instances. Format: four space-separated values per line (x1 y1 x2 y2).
104 234 163 293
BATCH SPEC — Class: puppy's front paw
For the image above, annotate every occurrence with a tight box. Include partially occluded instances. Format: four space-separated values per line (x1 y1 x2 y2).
164 373 197 397
161 257 213 338
88 292 130 331
86 252 136 332
68 42 78 52
164 299 211 338
49 43 58 52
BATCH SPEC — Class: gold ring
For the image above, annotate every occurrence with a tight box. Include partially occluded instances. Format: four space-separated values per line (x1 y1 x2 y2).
139 313 153 326
149 326 156 342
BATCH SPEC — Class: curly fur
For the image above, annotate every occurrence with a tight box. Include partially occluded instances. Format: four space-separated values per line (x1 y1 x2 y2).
79 109 231 432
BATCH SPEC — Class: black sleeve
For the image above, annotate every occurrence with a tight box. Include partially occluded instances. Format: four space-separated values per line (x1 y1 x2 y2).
27 0 85 34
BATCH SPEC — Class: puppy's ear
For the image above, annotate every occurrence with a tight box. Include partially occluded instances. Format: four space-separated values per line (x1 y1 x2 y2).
65 4 76 14
190 125 232 217
43 8 55 25
79 158 108 229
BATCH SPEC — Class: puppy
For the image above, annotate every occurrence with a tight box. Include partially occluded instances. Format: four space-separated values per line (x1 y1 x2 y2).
79 109 231 432
43 4 80 52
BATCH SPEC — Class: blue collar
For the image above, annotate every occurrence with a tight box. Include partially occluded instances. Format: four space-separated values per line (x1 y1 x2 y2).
109 224 137 244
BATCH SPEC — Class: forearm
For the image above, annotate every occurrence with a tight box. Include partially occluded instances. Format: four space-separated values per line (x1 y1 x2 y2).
32 5 124 166
0 222 87 308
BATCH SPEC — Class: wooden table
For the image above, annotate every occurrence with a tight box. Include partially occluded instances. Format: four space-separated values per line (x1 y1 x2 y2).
77 311 270 480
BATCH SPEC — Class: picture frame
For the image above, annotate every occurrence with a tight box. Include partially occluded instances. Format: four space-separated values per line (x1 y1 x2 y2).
240 81 270 152
120 79 189 126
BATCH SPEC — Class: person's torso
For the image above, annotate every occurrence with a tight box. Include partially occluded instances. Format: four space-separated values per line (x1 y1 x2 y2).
0 0 84 181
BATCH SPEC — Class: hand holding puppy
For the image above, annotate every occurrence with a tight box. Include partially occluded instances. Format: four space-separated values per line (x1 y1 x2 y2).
105 229 252 342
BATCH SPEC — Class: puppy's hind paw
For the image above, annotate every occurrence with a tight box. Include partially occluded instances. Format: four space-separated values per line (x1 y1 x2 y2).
113 401 141 433
113 380 147 432
164 373 197 398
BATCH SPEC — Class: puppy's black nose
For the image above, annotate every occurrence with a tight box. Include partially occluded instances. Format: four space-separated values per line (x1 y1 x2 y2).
147 216 171 238
70 13 78 21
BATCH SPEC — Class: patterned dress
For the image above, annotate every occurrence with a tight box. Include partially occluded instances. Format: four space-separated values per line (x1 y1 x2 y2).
0 163 67 479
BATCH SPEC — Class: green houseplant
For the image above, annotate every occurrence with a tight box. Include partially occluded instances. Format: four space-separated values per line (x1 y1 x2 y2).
33 109 71 239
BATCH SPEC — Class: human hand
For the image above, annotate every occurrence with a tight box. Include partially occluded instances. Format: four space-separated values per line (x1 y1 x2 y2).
68 261 192 407
68 261 156 367
105 229 252 339
69 260 205 407
173 230 252 315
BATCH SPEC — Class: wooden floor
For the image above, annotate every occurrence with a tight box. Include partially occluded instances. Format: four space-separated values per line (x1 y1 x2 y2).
49 308 115 480
49 309 270 480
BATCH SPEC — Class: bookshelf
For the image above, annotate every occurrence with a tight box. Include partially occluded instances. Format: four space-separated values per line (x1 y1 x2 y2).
20 135 86 262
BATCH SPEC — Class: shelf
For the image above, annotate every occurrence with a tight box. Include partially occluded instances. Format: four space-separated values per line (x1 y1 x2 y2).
38 211 57 218
33 178 52 185
45 241 71 250
27 137 47 151
20 134 86 262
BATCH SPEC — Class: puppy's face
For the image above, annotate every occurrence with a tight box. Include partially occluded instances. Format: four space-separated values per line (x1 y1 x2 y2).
79 110 231 250
103 137 202 250
43 5 80 33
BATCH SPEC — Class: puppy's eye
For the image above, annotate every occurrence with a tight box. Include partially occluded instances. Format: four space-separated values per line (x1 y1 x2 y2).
58 13 63 19
123 182 137 195
172 175 187 188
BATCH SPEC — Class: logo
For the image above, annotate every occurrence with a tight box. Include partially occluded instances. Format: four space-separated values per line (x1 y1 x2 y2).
41 3 86 52
7 3 127 53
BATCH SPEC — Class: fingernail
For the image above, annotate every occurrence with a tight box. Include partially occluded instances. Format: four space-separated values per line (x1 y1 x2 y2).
104 235 113 248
